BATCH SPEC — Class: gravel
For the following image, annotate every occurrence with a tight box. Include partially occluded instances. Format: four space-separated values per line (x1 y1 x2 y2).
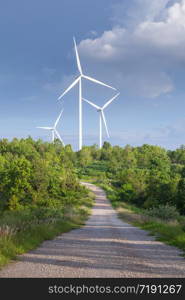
0 182 185 278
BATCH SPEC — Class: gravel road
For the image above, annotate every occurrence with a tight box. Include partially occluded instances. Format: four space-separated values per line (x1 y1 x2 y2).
0 182 185 278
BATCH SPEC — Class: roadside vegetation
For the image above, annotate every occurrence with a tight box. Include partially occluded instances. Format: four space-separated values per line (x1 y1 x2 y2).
77 142 185 254
0 138 94 268
1 138 185 268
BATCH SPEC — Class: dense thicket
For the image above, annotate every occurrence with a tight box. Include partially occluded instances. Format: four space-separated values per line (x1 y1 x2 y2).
0 138 95 268
1 138 185 263
1 138 185 215
0 138 85 213
77 142 185 215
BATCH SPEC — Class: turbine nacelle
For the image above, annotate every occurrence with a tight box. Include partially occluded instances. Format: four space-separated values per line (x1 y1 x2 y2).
57 37 118 150
83 93 120 148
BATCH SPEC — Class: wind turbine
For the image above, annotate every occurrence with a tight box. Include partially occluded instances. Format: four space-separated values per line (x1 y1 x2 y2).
37 109 65 146
58 37 116 150
83 93 120 149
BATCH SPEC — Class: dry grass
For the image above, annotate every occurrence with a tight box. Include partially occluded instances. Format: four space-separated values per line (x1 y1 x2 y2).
117 207 148 224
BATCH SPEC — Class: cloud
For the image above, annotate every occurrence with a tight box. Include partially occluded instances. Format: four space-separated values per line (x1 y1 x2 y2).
111 117 185 149
135 1 185 51
89 30 98 37
78 0 185 98
111 0 171 28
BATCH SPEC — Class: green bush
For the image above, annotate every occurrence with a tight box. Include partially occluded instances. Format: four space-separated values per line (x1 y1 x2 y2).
119 183 136 202
145 204 180 221
77 144 185 216
0 138 87 212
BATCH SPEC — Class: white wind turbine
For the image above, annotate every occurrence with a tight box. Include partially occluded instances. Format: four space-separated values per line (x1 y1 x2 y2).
83 93 120 149
37 109 65 146
58 37 116 151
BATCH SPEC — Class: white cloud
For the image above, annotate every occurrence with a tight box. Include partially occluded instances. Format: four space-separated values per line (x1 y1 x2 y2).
135 1 185 49
111 0 171 27
78 0 185 98
90 30 98 37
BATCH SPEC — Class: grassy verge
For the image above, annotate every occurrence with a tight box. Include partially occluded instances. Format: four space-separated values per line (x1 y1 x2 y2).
77 174 185 255
117 203 185 254
0 191 94 269
97 182 185 256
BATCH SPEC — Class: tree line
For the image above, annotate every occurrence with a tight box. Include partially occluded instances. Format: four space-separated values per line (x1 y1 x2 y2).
77 142 185 215
0 137 84 213
1 138 185 215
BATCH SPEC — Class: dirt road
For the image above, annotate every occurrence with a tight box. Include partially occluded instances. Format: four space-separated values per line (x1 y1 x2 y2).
0 182 185 277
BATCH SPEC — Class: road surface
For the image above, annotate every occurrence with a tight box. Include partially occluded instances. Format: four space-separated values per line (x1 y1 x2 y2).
0 182 185 277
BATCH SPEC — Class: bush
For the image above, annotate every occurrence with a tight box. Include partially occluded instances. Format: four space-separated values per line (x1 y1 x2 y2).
0 138 87 212
119 183 136 202
145 204 180 221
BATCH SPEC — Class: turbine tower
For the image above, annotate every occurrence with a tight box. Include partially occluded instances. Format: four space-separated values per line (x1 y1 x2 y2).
83 93 119 149
37 109 65 146
58 37 116 151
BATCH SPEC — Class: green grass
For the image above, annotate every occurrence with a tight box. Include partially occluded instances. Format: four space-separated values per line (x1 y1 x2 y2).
98 182 185 256
137 221 185 253
0 220 78 267
78 161 185 255
78 162 185 256
0 193 94 269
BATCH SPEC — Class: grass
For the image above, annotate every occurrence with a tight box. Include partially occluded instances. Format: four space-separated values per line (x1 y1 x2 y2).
0 192 94 269
0 220 77 267
138 221 185 252
117 203 185 253
78 163 185 255
69 167 185 256
97 181 185 256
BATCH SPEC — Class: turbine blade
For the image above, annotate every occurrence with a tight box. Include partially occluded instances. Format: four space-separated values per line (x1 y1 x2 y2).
83 98 100 110
103 92 120 109
55 129 65 146
101 111 109 138
83 75 116 90
73 37 83 75
54 109 63 128
37 127 52 130
58 77 80 100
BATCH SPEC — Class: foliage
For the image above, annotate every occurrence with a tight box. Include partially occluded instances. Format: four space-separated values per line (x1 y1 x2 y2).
0 206 92 268
0 138 95 267
145 204 180 221
139 221 185 253
2 138 185 263
0 138 87 211
78 142 185 215
98 182 185 254
76 142 185 254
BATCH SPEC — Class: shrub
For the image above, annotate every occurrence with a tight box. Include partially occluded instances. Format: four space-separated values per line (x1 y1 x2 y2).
119 183 136 202
145 204 180 221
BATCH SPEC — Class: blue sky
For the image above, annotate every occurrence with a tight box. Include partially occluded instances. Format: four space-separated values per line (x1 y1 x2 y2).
1 0 185 150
